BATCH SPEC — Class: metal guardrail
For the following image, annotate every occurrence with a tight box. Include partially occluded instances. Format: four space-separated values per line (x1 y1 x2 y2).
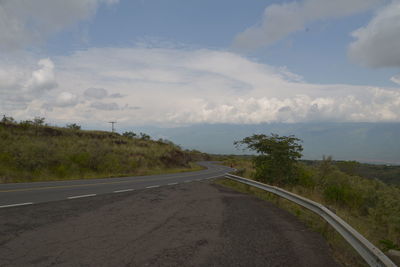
224 173 397 267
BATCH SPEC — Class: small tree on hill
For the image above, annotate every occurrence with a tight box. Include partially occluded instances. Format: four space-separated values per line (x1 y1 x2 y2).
234 133 303 185
66 123 81 130
33 117 45 126
122 131 137 138
1 115 15 124
139 132 150 140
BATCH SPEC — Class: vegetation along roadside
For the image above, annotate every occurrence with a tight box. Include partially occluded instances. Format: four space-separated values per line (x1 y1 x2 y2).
218 133 400 266
0 116 209 183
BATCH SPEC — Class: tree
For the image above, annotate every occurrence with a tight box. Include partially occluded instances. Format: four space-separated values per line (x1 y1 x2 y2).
139 132 150 140
234 133 303 185
66 123 81 130
33 117 45 126
1 115 15 124
122 131 137 138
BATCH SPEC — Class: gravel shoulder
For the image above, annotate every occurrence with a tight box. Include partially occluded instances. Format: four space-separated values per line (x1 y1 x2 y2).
0 180 340 267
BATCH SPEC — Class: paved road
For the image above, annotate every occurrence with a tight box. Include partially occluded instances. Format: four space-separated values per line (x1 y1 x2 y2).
0 181 340 267
0 161 232 208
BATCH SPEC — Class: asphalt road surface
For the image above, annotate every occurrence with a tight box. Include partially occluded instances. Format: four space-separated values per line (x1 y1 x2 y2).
0 180 340 267
0 161 231 208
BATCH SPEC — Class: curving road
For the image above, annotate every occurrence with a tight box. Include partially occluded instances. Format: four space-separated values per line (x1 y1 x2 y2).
0 162 341 266
0 177 340 266
0 161 232 208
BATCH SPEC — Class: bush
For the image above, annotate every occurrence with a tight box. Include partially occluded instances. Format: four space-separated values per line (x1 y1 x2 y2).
122 131 137 138
66 123 81 130
1 115 15 124
297 164 316 189
380 239 400 252
228 156 400 251
33 117 45 126
235 133 303 185
139 132 151 140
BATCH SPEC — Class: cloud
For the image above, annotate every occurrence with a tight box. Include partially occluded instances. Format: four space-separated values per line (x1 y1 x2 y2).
0 0 119 51
25 58 57 92
84 87 108 99
349 0 400 68
90 101 120 110
0 58 57 111
172 89 400 124
2 46 400 125
391 74 400 85
233 0 381 50
109 93 124 98
55 92 79 107
83 87 125 100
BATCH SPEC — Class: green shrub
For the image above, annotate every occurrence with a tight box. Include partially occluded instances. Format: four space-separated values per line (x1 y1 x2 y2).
66 123 81 130
297 164 316 189
227 156 400 253
235 133 303 185
122 131 137 138
379 239 399 252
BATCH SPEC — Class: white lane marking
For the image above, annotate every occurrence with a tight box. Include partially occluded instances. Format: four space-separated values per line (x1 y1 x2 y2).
167 182 178 186
0 202 33 209
113 189 134 193
67 194 96 199
146 185 160 189
184 180 191 183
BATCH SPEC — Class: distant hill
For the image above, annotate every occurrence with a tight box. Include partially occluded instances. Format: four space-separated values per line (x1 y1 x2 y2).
136 122 400 165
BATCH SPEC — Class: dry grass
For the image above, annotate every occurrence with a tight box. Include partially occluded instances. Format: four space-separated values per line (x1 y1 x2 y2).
218 157 400 266
215 178 367 266
0 122 206 183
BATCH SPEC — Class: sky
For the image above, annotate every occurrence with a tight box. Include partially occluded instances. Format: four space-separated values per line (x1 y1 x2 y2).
1 0 400 130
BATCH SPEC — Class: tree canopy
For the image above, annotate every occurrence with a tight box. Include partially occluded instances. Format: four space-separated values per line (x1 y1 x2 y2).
235 133 303 185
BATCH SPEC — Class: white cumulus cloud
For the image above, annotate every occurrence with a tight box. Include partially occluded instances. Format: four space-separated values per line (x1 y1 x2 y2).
25 58 57 93
2 46 400 125
233 0 381 50
349 0 400 68
55 92 79 107
0 57 57 111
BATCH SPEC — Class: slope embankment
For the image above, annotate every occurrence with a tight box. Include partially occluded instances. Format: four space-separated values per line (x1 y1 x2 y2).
0 122 208 183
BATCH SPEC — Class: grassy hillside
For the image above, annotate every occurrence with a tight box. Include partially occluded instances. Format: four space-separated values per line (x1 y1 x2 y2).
0 120 208 183
221 156 400 265
300 160 400 186
334 161 400 186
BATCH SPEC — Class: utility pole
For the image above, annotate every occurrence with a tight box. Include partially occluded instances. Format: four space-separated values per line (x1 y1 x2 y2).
108 121 116 133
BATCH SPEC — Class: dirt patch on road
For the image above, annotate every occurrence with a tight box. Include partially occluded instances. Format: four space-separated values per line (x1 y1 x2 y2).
0 181 340 266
